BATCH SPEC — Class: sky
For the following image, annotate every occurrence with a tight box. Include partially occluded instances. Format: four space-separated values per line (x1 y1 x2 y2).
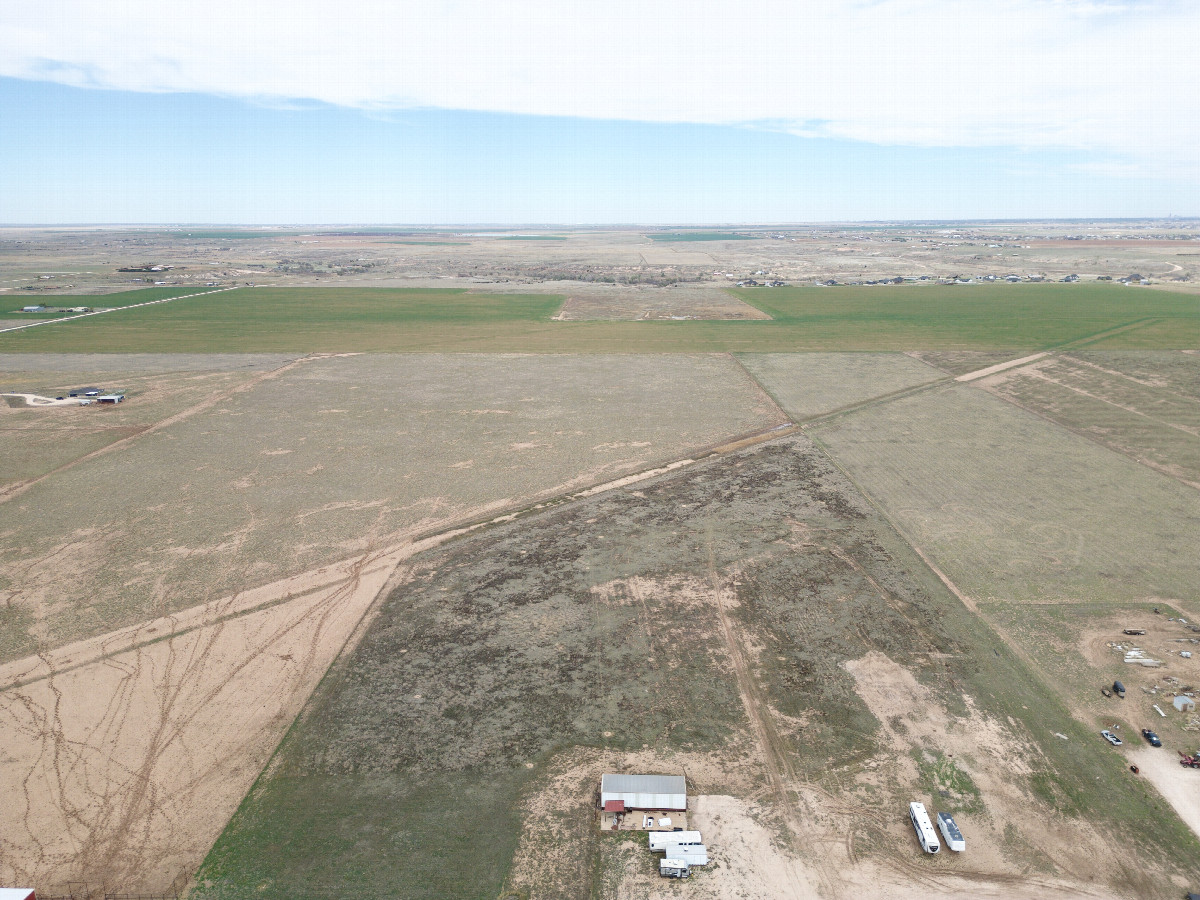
1 0 1198 223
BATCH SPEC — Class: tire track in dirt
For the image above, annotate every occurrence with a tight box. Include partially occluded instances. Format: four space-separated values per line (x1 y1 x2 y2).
0 526 427 892
701 520 827 899
0 352 316 504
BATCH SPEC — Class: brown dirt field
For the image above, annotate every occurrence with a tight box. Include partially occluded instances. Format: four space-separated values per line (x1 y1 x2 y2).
552 284 770 321
0 535 450 894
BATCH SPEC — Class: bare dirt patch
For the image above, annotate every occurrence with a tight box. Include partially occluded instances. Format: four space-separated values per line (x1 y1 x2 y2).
553 284 770 321
0 538 439 894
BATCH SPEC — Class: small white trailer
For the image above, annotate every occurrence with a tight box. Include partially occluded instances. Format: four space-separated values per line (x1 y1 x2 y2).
649 830 702 852
664 843 708 865
936 812 965 852
660 858 690 878
909 802 941 854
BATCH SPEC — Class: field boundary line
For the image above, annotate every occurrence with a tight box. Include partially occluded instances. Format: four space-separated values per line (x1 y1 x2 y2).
0 287 238 335
1012 364 1200 438
2 421 799 682
1059 351 1200 408
731 351 956 428
979 384 1200 492
1055 316 1164 351
0 550 404 691
955 352 1050 382
0 352 314 504
726 352 793 424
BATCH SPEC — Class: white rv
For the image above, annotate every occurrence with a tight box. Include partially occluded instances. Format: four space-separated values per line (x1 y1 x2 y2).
936 812 965 852
660 858 690 879
908 802 941 854
664 843 708 865
649 830 702 852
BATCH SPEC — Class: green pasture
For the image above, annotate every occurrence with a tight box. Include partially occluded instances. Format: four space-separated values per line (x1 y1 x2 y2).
0 284 1196 353
0 286 216 319
498 235 567 240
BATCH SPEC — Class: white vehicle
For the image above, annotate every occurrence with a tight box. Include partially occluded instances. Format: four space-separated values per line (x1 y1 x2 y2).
664 843 708 865
660 858 690 879
936 812 965 852
649 830 702 852
909 802 941 854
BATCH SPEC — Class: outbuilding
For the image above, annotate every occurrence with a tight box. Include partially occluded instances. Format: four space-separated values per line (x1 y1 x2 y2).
601 774 686 812
1175 696 1196 713
0 890 36 900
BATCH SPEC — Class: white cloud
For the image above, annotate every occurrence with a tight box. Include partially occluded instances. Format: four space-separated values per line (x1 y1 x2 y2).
2 0 1198 175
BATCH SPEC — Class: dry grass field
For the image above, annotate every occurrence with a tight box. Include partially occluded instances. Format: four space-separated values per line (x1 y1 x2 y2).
0 354 298 486
812 383 1200 604
737 352 944 420
977 351 1200 487
0 352 781 660
4 222 1200 899
193 436 1195 900
0 351 782 893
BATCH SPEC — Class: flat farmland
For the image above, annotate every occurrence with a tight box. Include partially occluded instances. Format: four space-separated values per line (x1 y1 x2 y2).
737 352 944 420
811 383 1200 604
194 436 1194 900
0 287 210 318
552 283 770 320
979 351 1200 487
0 284 1197 353
0 352 782 661
0 354 298 487
733 283 1200 348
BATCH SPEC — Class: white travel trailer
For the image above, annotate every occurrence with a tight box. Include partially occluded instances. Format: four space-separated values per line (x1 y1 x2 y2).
908 802 941 854
660 858 690 878
936 812 965 852
664 843 708 865
649 830 702 852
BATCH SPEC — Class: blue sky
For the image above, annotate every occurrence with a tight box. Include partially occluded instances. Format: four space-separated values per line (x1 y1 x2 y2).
3 78 1195 224
2 0 1198 223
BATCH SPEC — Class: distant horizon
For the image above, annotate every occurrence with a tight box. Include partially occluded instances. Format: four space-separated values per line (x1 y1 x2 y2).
4 218 1200 229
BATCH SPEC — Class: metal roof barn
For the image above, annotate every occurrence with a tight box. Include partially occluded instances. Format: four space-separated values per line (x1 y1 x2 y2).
601 773 687 811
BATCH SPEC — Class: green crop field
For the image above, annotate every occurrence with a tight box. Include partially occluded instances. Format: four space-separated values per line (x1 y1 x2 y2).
0 283 1197 353
733 283 1200 348
0 286 210 318
644 232 758 241
498 235 567 240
